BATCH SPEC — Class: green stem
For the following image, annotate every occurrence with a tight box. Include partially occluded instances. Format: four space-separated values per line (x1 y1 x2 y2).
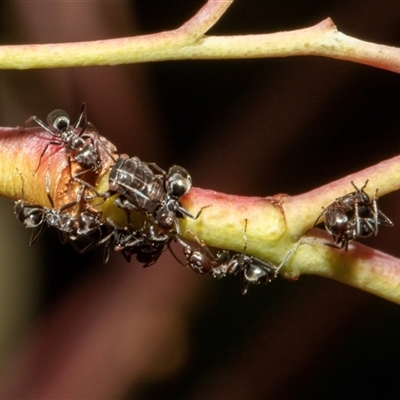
0 6 400 75
2 127 400 304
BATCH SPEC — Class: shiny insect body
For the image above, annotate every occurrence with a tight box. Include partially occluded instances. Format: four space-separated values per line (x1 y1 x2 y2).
315 181 393 250
15 172 103 253
14 170 53 245
108 155 200 235
26 103 103 172
43 176 103 253
126 224 170 267
177 235 279 295
109 155 165 214
14 197 48 246
99 220 170 266
176 223 301 294
155 165 201 234
57 209 103 253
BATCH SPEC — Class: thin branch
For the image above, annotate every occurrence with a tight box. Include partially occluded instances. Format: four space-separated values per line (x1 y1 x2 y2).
177 0 233 41
1 12 400 74
171 19 400 73
0 0 232 69
290 232 400 305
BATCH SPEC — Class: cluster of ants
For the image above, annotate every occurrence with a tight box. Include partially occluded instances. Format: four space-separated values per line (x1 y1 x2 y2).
13 104 394 294
14 104 288 294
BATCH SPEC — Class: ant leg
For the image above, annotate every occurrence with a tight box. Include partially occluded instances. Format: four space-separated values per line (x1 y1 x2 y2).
183 230 216 260
35 140 63 173
60 186 86 214
73 175 108 204
174 232 194 254
377 209 394 227
146 162 166 176
313 207 327 228
166 241 187 267
242 219 248 253
29 224 47 247
45 170 55 209
234 219 248 274
84 122 117 164
193 205 207 220
73 103 88 129
45 168 81 211
16 169 48 246
353 200 362 238
276 236 306 273
183 204 211 220
368 187 394 232
238 219 250 294
371 189 380 235
24 115 49 132
16 168 25 200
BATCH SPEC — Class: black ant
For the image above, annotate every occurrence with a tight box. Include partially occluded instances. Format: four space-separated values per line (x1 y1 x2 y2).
314 181 393 250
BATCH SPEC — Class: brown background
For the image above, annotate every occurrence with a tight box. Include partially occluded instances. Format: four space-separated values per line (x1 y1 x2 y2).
0 1 400 399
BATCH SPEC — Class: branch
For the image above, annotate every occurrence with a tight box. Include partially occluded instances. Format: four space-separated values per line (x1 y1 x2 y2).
1 0 400 303
2 127 400 304
0 0 232 69
0 3 400 74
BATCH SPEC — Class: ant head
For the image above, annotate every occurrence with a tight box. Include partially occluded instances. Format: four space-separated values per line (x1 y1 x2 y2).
47 109 70 132
166 165 192 198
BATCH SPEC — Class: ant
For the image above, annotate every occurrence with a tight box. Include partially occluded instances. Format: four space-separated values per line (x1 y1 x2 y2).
15 170 103 253
314 181 393 250
176 220 302 294
25 103 106 173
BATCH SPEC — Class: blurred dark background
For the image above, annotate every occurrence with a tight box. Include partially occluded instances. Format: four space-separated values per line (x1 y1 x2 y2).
1 1 400 399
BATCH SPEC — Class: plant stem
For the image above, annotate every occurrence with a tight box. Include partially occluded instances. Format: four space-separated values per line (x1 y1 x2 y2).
2 0 400 304
2 126 400 303
0 8 400 75
0 0 232 69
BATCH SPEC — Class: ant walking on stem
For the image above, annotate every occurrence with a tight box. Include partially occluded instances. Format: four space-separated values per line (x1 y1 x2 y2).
314 180 393 251
107 155 202 235
82 154 204 240
98 216 172 266
15 169 103 253
25 103 107 173
177 220 302 294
